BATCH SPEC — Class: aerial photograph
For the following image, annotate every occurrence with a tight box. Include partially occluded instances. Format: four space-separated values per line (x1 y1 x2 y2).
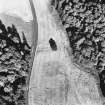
1 0 105 105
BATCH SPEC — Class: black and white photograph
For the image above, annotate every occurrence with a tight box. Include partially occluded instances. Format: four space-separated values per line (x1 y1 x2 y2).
1 0 105 105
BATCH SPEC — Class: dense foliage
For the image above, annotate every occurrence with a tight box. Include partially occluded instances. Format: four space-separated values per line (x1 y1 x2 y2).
51 0 105 97
0 20 31 105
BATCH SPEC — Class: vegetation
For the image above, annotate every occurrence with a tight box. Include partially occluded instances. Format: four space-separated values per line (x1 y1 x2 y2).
0 20 31 105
